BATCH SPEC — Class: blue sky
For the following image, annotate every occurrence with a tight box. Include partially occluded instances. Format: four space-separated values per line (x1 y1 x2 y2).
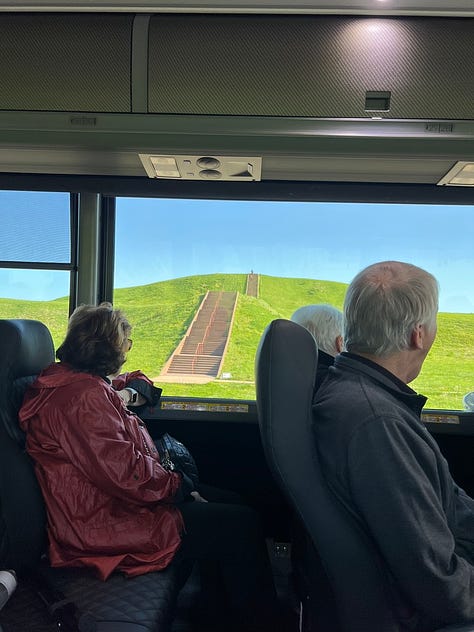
1 192 473 313
115 197 474 313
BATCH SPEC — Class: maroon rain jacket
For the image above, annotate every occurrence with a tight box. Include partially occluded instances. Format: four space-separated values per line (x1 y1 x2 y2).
19 362 185 580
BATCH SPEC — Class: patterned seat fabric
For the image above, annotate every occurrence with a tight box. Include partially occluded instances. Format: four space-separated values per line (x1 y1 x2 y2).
42 563 188 631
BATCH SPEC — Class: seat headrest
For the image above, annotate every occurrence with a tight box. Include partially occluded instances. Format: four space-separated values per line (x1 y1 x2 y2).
255 318 318 497
0 319 55 381
256 318 405 631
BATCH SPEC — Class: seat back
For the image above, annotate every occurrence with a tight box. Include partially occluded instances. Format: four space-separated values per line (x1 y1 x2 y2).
255 319 401 632
0 319 55 572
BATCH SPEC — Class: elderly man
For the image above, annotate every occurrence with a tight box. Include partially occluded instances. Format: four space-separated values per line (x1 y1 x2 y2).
290 303 343 388
313 261 474 631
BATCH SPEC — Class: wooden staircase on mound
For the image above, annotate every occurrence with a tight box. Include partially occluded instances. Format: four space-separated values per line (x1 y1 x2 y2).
160 290 238 379
246 273 259 298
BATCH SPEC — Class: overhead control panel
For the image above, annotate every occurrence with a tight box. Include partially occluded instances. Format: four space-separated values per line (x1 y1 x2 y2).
139 154 262 181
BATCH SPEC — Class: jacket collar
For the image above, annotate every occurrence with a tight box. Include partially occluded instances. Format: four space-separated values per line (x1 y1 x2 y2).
334 352 427 417
318 349 335 369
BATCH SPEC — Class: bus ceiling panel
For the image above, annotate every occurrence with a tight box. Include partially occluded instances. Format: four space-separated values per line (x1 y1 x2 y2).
0 113 473 145
0 145 473 184
0 114 473 183
0 11 471 184
147 15 473 120
0 14 133 113
0 1 473 16
0 14 471 118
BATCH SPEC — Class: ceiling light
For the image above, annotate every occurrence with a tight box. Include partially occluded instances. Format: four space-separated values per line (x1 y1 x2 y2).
437 162 474 187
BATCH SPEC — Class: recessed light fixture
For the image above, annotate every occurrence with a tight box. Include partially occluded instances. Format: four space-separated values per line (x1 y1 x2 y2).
437 162 474 187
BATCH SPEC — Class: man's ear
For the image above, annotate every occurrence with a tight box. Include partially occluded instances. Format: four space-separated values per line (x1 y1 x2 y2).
335 335 344 353
410 324 424 350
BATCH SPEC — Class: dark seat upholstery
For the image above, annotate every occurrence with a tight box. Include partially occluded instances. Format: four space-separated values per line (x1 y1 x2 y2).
0 319 189 632
255 318 474 632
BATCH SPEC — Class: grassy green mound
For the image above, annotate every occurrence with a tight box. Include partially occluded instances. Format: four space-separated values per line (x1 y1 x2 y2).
0 296 70 350
1 273 472 409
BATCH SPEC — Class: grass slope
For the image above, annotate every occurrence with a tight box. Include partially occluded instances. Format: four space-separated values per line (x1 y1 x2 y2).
1 274 472 409
0 297 70 349
113 274 246 377
411 312 474 409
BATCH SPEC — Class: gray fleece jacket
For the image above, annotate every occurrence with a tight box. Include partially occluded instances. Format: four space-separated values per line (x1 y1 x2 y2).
313 352 474 631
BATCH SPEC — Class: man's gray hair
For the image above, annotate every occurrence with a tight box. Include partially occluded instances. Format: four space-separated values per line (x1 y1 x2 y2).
344 261 439 357
290 304 343 356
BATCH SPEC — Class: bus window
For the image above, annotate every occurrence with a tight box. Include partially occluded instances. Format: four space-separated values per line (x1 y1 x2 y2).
0 190 73 347
114 197 474 411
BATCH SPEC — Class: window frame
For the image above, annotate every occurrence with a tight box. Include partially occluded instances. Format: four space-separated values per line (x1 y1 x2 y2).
0 190 79 315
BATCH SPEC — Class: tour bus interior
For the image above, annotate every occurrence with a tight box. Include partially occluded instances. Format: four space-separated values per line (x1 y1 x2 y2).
0 1 473 631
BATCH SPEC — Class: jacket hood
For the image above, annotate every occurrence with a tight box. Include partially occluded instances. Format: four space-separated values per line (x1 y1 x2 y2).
19 362 100 429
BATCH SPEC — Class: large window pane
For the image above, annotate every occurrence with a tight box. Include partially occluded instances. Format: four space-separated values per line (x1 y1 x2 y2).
114 198 474 410
0 190 72 340
0 269 70 348
0 191 70 263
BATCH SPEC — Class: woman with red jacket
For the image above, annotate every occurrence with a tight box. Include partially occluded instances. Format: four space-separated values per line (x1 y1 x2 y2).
19 303 279 632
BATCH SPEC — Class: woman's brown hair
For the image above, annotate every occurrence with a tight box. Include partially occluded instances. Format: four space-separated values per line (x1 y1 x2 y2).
56 302 131 376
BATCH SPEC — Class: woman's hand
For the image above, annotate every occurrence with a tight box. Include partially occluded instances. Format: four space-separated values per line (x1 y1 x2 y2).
116 388 146 407
116 388 132 404
190 491 208 503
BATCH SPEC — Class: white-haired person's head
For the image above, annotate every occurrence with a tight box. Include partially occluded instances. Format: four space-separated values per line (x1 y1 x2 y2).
463 392 474 412
344 261 439 361
290 304 343 357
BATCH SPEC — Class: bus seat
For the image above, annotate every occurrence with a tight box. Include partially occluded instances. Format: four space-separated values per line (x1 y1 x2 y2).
255 318 474 632
0 318 189 632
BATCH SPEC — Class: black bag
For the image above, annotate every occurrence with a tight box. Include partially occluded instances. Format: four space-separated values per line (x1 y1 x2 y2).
156 433 199 487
